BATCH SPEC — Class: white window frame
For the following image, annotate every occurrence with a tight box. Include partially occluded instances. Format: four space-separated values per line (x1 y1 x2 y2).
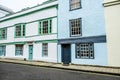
42 43 48 57
70 0 81 10
70 18 82 36
15 44 24 56
76 43 94 59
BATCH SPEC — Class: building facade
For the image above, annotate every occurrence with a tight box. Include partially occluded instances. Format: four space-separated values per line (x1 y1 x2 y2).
0 0 58 62
58 0 107 66
104 0 120 67
1 0 120 67
0 5 14 18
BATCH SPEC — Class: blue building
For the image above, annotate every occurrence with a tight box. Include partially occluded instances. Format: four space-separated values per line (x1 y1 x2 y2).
58 0 107 66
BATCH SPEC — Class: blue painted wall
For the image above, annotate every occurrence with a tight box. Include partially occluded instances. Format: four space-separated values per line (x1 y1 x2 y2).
71 43 107 66
58 0 108 66
58 0 106 39
58 43 107 66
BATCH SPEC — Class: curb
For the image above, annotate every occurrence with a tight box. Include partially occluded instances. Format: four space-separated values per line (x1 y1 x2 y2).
0 60 120 76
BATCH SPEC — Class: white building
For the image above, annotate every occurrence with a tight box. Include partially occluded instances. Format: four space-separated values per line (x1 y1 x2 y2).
0 5 14 18
104 0 120 67
0 0 58 63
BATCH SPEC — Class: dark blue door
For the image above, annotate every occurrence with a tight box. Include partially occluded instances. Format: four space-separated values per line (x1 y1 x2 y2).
62 44 71 64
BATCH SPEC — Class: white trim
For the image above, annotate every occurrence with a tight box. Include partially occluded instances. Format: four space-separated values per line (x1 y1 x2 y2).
0 1 58 21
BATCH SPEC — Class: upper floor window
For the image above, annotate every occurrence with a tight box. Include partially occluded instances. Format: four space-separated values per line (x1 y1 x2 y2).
70 0 81 10
76 43 94 59
39 19 52 35
0 28 7 40
15 24 25 37
70 18 82 36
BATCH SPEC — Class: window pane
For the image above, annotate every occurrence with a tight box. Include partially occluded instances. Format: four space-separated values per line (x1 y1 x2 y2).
43 21 48 34
42 43 48 57
70 18 81 36
39 22 41 34
76 43 94 59
0 46 6 56
0 29 6 39
16 25 21 37
15 24 25 37
1 29 5 38
22 25 25 36
16 45 23 55
70 0 81 10
39 19 52 35
49 20 52 33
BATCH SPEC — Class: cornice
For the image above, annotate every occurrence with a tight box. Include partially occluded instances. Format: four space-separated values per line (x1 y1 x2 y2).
103 0 120 7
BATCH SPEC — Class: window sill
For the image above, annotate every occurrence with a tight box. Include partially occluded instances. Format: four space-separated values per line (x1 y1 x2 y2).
70 34 82 37
15 55 23 56
39 33 57 36
75 57 94 59
69 7 82 11
42 56 48 57
0 38 7 40
15 36 25 38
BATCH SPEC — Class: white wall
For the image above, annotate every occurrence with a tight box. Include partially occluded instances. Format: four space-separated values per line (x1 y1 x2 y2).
0 8 57 27
104 1 120 67
0 17 57 44
5 44 27 59
26 22 38 36
33 43 57 62
0 7 57 44
6 45 15 57
0 2 58 62
58 45 61 63
52 18 57 33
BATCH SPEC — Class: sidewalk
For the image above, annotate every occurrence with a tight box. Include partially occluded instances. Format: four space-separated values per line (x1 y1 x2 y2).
0 58 120 76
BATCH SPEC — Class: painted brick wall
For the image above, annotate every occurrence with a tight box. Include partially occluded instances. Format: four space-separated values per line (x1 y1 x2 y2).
58 0 106 39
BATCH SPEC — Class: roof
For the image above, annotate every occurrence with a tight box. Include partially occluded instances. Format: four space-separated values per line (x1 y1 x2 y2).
0 5 14 14
17 0 57 12
0 0 58 22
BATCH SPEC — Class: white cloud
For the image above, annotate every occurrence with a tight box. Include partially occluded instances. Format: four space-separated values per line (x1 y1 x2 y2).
0 0 48 12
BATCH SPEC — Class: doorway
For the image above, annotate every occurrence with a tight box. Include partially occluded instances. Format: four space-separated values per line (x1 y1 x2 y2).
28 45 33 60
62 44 71 64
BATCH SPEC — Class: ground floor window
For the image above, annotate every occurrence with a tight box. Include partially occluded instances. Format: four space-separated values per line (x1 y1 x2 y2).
42 43 48 57
76 43 94 59
15 45 23 56
0 45 6 56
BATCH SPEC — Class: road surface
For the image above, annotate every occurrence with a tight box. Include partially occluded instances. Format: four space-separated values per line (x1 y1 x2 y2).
0 62 120 80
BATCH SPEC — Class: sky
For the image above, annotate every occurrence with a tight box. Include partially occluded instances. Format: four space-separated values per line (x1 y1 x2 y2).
0 0 48 12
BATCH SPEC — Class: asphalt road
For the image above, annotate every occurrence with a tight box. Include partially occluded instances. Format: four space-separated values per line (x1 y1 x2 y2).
0 62 120 80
